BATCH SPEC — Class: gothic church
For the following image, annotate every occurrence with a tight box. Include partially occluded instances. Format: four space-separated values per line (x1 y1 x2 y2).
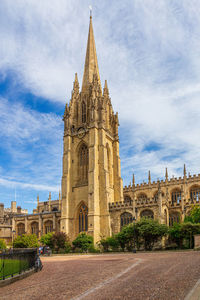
5 15 200 245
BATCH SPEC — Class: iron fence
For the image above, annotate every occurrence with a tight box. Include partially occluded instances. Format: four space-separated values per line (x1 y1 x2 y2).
0 248 38 280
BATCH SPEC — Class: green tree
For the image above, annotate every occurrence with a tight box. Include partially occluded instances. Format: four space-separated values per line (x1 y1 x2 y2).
99 237 109 252
99 236 119 252
40 232 54 248
168 223 183 248
138 218 168 250
72 233 93 252
13 234 39 248
115 231 127 251
64 241 71 253
52 232 68 252
185 205 200 224
181 222 200 248
0 239 6 250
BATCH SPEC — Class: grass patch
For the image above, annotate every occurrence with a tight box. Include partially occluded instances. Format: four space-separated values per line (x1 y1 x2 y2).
0 258 29 279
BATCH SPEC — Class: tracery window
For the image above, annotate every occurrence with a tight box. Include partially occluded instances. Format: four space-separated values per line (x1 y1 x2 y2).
171 189 181 204
106 145 112 187
124 196 131 203
138 193 147 200
31 222 39 237
79 144 89 183
79 204 88 232
44 220 53 234
190 186 200 202
17 223 25 236
82 101 86 123
120 212 133 229
140 209 154 219
169 213 180 226
154 191 164 201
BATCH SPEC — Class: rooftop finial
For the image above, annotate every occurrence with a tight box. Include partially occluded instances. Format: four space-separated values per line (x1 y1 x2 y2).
89 5 92 18
148 170 151 184
184 164 186 177
165 167 168 181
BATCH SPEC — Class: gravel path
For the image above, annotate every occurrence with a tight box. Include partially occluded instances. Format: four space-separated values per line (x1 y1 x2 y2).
0 251 200 300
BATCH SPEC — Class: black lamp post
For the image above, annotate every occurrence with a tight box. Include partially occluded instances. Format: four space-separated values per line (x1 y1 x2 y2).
132 216 136 253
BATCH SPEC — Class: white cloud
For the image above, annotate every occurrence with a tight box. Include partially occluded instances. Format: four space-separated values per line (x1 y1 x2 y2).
0 0 200 191
0 177 59 192
0 97 62 190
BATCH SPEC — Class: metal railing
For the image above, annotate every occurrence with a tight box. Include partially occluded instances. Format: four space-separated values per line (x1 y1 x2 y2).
0 248 38 280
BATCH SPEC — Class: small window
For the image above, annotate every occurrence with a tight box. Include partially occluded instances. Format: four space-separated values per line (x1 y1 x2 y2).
79 144 89 183
171 190 181 204
79 204 88 232
120 212 133 229
82 102 86 123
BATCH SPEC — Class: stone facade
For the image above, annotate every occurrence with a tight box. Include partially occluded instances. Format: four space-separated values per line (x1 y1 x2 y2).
0 201 28 243
60 15 123 244
1 15 200 245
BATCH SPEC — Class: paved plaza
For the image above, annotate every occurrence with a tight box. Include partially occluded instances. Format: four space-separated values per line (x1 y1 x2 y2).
0 251 200 300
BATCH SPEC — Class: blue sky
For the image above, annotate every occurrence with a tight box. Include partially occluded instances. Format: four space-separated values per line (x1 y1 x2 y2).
1 0 200 212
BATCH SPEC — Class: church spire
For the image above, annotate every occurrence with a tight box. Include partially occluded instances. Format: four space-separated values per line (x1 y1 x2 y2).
82 14 101 92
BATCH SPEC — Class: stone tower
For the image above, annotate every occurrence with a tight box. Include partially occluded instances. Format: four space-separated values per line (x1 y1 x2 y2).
61 15 123 243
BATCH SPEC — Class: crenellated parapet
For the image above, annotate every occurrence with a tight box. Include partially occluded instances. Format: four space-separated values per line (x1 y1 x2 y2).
124 169 200 194
109 200 133 212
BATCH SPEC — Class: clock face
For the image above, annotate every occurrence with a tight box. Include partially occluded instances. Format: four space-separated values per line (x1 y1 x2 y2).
77 127 86 139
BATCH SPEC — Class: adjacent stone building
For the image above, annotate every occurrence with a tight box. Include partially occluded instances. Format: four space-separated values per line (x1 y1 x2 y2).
0 201 28 243
3 15 200 244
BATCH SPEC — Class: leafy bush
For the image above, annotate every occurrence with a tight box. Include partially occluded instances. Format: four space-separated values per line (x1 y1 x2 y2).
115 218 168 252
169 222 200 249
138 218 168 250
168 223 182 248
64 241 71 253
13 234 39 248
0 239 6 250
40 232 54 248
99 238 109 252
99 236 119 252
52 232 69 252
88 244 100 253
185 205 200 224
72 233 93 252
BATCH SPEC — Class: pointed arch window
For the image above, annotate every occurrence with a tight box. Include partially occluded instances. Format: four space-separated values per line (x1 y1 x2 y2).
190 186 200 202
120 212 133 229
79 144 89 183
171 189 181 204
82 101 86 123
106 145 112 187
79 204 88 232
17 223 25 236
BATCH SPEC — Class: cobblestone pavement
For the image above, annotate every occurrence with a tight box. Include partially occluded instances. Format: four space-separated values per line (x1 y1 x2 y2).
0 251 200 300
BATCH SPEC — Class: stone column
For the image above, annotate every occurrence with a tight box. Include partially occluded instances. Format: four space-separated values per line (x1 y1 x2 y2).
53 214 56 232
39 215 42 238
25 217 28 234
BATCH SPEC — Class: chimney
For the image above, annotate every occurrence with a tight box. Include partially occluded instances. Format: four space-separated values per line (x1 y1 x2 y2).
11 201 17 213
17 206 21 214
